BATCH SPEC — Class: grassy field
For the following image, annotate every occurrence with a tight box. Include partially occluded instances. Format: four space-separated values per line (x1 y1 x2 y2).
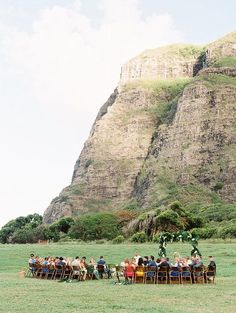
0 241 236 313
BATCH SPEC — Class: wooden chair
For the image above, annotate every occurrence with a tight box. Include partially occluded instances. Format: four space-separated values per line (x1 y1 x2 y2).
61 266 72 280
181 266 192 284
86 265 95 280
169 266 181 284
71 266 82 280
38 264 50 279
115 265 125 283
205 266 216 284
124 265 135 283
157 266 169 284
144 266 157 284
193 267 205 284
107 263 116 278
97 264 107 279
53 265 65 280
134 266 145 283
26 263 37 278
47 264 55 280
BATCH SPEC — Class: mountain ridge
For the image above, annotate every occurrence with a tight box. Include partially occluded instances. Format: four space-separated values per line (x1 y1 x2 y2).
43 31 236 224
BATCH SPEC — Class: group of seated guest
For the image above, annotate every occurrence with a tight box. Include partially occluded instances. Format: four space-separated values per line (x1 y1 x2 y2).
28 254 111 280
119 253 216 283
27 253 216 283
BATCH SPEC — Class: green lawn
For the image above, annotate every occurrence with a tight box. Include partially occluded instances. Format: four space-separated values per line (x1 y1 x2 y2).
0 242 236 313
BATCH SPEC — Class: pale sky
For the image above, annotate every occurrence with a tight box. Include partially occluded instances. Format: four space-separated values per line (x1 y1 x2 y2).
0 0 235 227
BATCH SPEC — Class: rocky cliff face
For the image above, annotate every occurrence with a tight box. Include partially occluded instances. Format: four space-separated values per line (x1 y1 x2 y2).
43 32 236 223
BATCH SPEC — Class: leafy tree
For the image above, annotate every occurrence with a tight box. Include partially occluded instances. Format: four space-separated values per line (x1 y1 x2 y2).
0 213 43 243
131 231 148 243
69 213 120 241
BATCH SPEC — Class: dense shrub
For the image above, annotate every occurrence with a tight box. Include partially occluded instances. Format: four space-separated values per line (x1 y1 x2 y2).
130 231 148 243
10 225 48 244
69 212 120 241
191 227 217 239
218 225 236 238
156 209 184 231
112 235 125 244
152 233 160 243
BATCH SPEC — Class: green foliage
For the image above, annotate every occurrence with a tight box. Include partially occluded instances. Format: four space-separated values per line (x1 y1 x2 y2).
218 224 236 239
0 213 43 243
1 242 236 313
191 204 236 223
213 181 224 192
10 225 49 244
112 235 125 244
69 212 120 241
196 73 236 87
49 217 75 233
138 212 148 222
130 231 148 243
148 79 191 124
121 199 139 211
191 227 217 239
156 209 184 231
212 56 236 68
152 233 160 243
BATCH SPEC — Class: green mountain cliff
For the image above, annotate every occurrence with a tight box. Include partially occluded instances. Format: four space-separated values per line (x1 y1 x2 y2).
43 32 236 229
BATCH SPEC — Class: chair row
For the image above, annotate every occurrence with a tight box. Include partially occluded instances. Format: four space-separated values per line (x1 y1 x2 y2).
26 264 96 281
117 266 216 284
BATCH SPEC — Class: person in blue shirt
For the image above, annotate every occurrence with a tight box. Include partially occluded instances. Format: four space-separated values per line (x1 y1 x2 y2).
97 256 111 278
148 256 157 267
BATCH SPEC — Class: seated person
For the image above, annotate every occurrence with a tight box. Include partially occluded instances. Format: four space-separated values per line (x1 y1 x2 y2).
148 256 157 267
125 259 135 282
71 256 81 275
137 257 144 266
97 256 111 278
143 256 149 266
28 253 37 273
208 256 216 271
72 256 81 267
134 252 141 265
28 254 35 264
158 257 170 269
80 257 87 281
57 257 66 267
88 257 99 279
97 256 106 266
